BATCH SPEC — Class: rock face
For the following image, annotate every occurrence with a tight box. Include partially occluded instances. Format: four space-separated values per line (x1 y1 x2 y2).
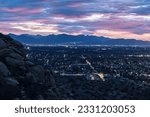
0 33 59 99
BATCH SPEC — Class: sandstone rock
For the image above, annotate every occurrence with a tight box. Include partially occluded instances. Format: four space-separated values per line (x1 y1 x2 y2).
44 70 55 85
3 77 19 86
28 65 45 81
0 33 13 41
25 61 35 67
0 40 7 49
30 65 44 73
0 49 14 58
25 72 37 84
0 62 11 77
5 57 25 67
9 52 24 60
10 40 24 48
8 46 26 57
0 76 19 99
0 33 59 100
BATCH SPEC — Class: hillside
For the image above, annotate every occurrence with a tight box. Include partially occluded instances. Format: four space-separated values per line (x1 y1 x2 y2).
9 33 150 46
0 33 59 99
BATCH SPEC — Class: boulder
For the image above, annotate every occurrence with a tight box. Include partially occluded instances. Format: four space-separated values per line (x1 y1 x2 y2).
25 61 35 67
0 76 19 99
0 39 7 49
3 77 19 86
10 40 24 48
5 57 25 67
0 33 13 42
0 49 14 58
8 52 24 60
28 65 45 80
0 62 11 77
0 33 59 100
25 72 38 84
8 46 26 57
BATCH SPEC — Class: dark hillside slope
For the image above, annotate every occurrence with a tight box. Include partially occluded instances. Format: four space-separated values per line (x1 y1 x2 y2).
0 33 59 99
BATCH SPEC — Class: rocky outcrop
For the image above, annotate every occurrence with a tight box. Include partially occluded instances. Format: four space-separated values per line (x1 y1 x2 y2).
0 33 59 99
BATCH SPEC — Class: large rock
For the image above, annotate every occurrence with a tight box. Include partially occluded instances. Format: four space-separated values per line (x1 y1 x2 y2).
0 33 58 99
5 57 25 67
10 40 24 48
2 77 19 86
0 33 13 42
28 65 45 81
0 76 19 99
0 62 11 77
8 46 26 57
9 52 24 60
0 49 14 58
0 40 7 49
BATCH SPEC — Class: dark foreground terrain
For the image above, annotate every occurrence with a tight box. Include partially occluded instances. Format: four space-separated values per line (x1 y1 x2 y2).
27 46 150 100
0 33 59 100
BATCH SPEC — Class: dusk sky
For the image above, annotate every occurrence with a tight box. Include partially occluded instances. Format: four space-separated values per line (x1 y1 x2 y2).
0 0 150 40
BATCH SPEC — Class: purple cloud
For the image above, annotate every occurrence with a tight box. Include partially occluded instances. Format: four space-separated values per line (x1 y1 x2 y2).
0 0 150 40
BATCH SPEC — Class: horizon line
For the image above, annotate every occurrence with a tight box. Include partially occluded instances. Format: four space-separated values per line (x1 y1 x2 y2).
5 32 149 42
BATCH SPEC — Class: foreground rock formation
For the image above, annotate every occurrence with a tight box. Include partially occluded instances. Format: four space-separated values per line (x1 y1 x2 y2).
0 33 59 99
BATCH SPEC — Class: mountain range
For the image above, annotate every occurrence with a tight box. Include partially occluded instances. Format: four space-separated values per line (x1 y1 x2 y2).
8 33 150 46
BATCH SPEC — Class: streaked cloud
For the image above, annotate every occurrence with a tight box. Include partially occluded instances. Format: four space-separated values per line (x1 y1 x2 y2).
0 0 150 40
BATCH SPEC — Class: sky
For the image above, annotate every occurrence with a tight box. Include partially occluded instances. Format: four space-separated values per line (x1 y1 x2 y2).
0 0 150 41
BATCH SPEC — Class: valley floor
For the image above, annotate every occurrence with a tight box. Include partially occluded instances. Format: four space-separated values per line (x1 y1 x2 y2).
27 46 150 99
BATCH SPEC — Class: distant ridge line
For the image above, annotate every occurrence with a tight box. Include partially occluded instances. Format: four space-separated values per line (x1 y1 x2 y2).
8 33 150 46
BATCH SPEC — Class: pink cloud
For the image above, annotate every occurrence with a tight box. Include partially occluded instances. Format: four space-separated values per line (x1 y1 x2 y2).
31 19 49 23
67 3 81 8
1 7 43 14
93 29 150 41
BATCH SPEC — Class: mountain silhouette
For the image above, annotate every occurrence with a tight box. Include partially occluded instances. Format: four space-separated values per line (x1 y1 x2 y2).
9 33 150 46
